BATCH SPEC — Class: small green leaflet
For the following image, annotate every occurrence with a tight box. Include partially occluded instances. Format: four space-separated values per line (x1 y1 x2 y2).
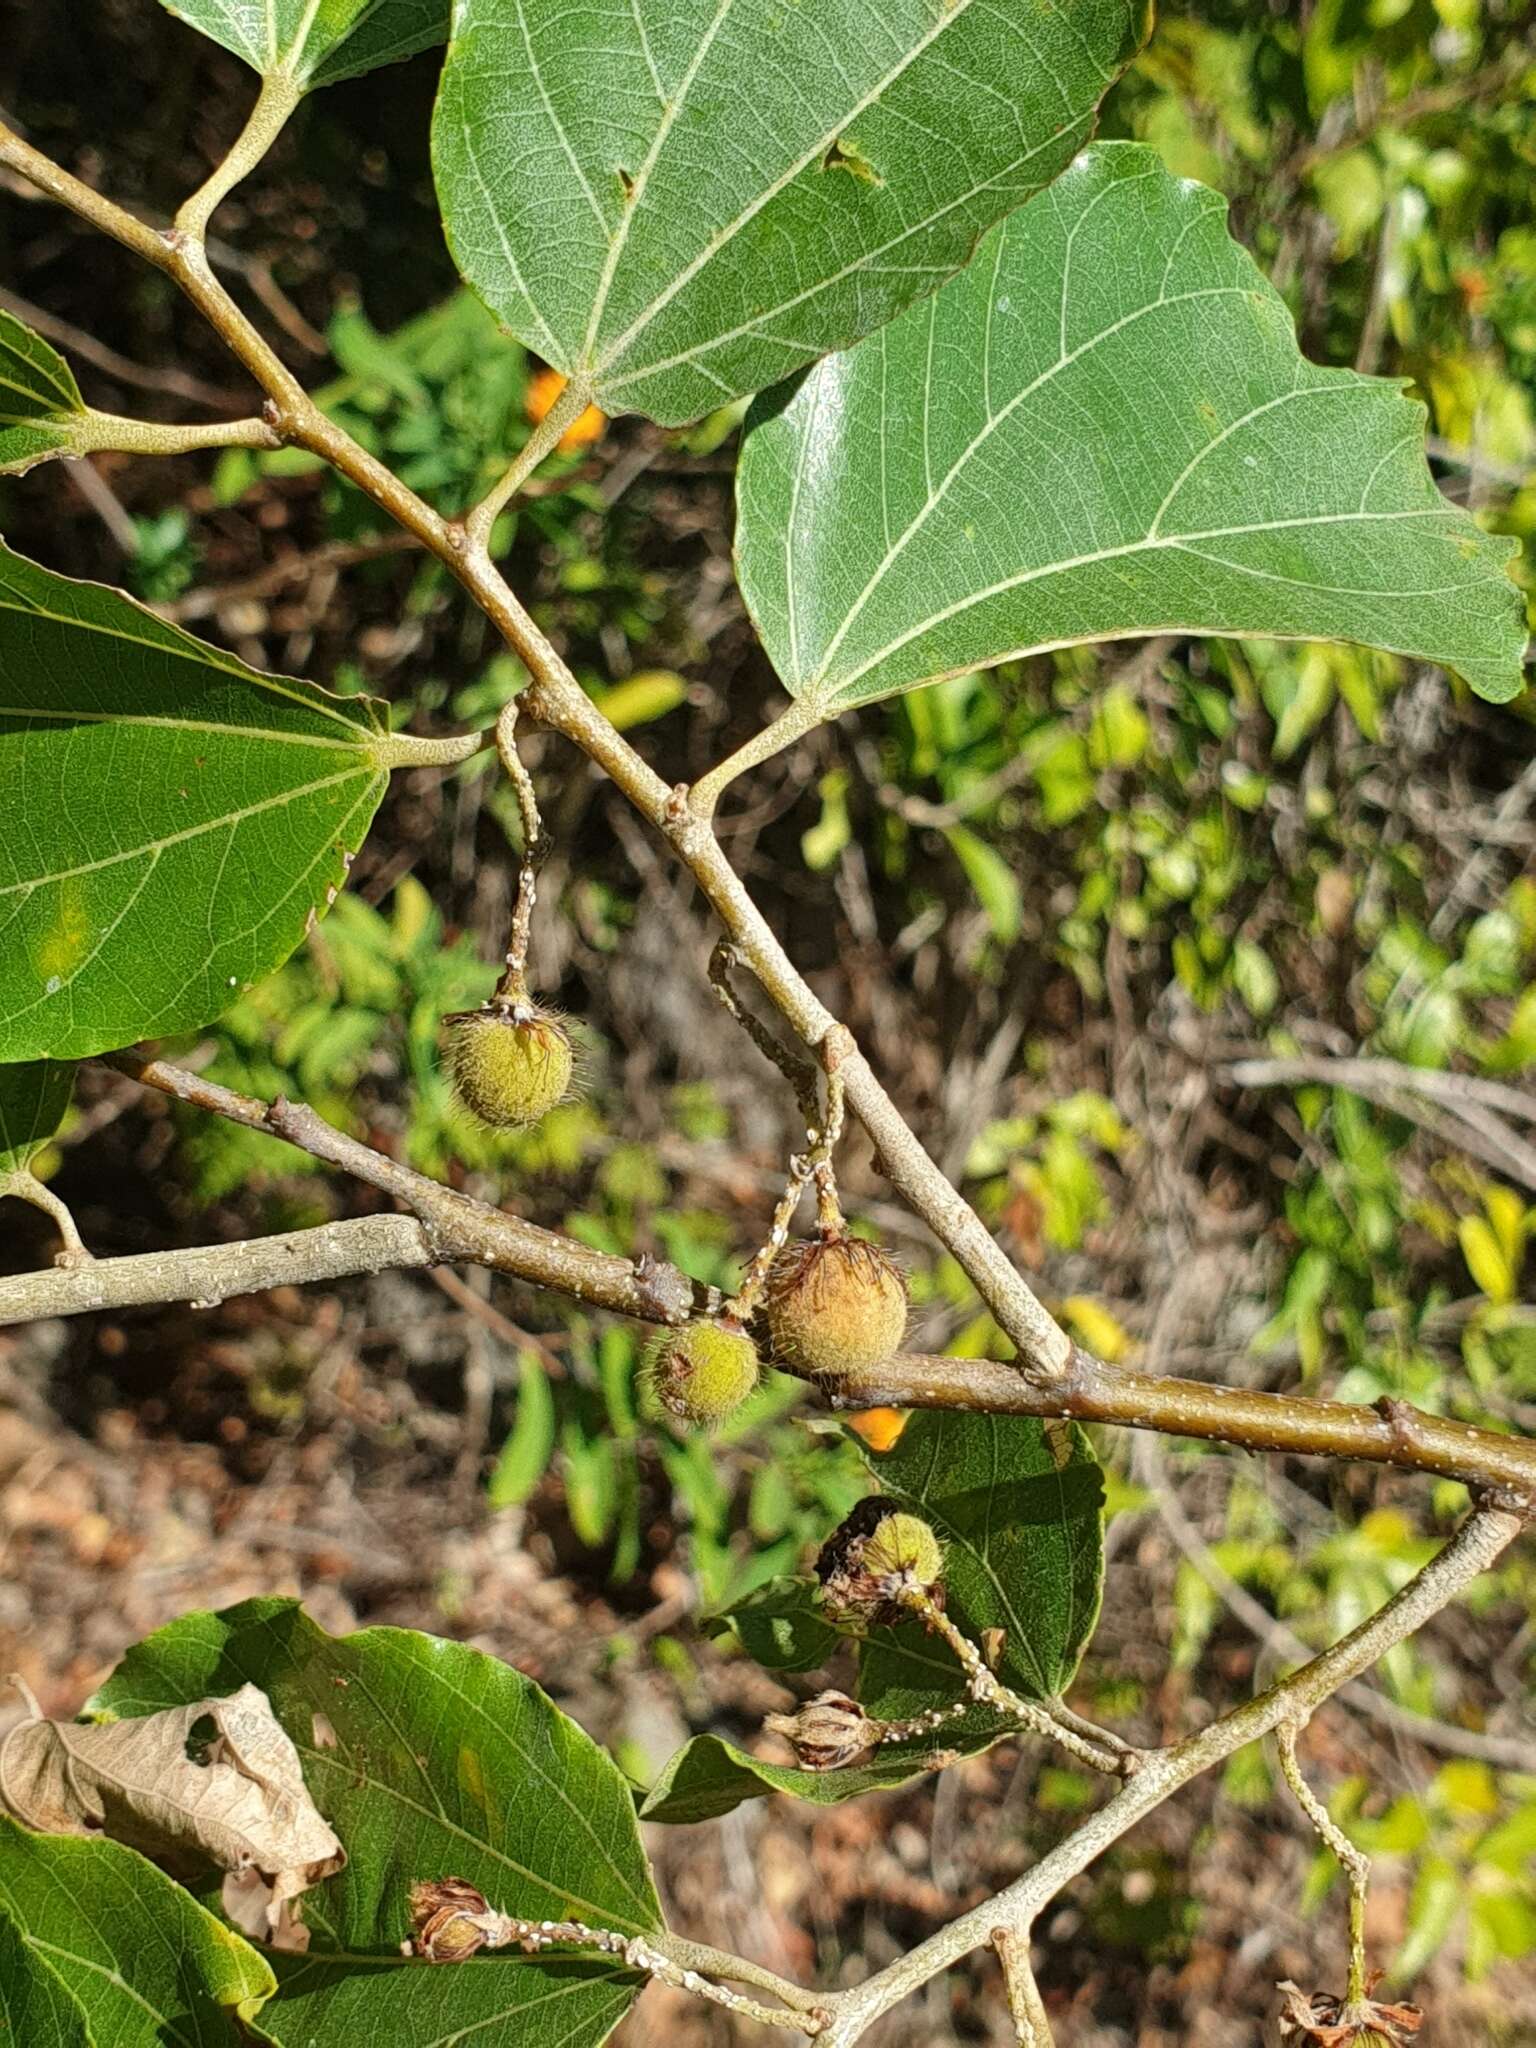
433 0 1147 425
645 1412 1106 1822
736 144 1528 712
0 545 478 1062
160 0 449 88
0 1816 277 2047
0 308 87 477
0 1060 74 1175
90 1598 656 2046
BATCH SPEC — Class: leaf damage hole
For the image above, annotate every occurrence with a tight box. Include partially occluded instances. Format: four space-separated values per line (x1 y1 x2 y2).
822 138 882 187
617 166 635 201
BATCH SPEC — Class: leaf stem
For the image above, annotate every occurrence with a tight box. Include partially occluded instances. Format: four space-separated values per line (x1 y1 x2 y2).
174 72 303 243
465 375 593 550
0 1170 92 1267
690 696 824 819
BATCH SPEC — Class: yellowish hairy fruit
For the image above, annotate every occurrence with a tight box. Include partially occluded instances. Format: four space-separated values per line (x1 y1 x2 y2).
444 1005 574 1129
641 1320 760 1427
861 1512 944 1588
765 1236 908 1376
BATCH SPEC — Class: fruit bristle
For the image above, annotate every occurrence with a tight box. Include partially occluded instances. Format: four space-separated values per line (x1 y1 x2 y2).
443 1003 574 1129
640 1319 760 1428
861 1511 944 1588
765 1234 908 1377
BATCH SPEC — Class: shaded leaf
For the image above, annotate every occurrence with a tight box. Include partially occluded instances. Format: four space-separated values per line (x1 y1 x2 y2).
0 1060 74 1175
161 0 449 88
707 1575 842 1674
649 1413 1105 1820
89 1599 656 2045
854 1409 1105 1720
0 1814 276 2046
736 144 1526 711
0 1683 343 1948
639 1722 1006 1826
0 309 86 477
433 0 1146 424
0 545 478 1062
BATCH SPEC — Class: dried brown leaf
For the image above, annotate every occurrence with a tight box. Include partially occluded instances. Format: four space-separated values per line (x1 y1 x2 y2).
1 1680 343 1945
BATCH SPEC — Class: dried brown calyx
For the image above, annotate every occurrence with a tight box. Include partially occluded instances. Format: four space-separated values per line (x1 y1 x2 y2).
1275 1980 1423 2046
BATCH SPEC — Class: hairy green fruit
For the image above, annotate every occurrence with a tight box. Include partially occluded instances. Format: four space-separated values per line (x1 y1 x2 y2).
443 1004 574 1129
641 1320 759 1428
860 1512 944 1590
765 1235 908 1377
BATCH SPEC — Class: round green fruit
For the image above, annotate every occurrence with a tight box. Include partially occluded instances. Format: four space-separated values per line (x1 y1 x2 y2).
443 1004 574 1129
765 1235 908 1376
641 1319 760 1428
860 1511 944 1589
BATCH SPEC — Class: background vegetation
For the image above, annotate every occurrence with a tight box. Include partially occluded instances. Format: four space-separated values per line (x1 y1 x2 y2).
1 1 1533 2039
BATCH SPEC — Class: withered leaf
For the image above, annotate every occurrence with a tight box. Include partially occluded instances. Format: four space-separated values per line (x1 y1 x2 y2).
0 1681 343 1948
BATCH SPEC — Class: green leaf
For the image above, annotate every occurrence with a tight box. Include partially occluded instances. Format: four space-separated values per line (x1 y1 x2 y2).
854 1410 1105 1721
709 1575 842 1674
89 1599 655 2045
736 143 1527 711
0 1060 74 1175
647 1413 1105 1821
0 1815 276 2046
0 309 87 477
432 0 1147 425
0 1906 94 2048
487 1350 558 1510
160 0 450 88
0 545 477 1062
639 1722 1007 1826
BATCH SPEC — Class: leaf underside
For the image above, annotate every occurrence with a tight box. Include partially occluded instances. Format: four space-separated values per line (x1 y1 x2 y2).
433 0 1148 424
645 1412 1106 1822
0 1059 74 1175
0 545 408 1061
89 1597 656 2046
160 0 450 88
735 143 1528 712
0 307 86 477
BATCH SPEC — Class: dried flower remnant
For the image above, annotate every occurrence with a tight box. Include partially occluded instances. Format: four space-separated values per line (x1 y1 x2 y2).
1275 1979 1423 2046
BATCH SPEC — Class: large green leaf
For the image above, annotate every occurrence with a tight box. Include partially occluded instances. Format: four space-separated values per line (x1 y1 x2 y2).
645 1412 1105 1822
160 0 450 87
0 309 87 477
736 143 1528 711
0 1060 74 1175
433 0 1147 425
90 1599 655 2047
0 546 477 1062
0 1815 276 2046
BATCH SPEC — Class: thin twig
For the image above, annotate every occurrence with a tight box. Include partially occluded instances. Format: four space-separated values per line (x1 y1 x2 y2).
992 1926 1054 2047
1276 1722 1372 2006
